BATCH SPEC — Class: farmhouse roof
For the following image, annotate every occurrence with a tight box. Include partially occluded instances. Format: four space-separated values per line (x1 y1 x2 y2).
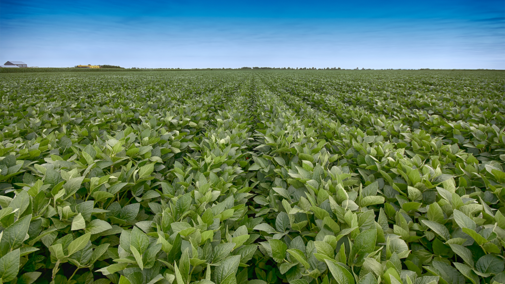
5 61 26 64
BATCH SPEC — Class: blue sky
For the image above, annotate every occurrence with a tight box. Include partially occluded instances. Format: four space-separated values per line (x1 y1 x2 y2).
1 0 504 69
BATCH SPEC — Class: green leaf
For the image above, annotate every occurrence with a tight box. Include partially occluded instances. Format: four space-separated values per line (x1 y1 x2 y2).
314 241 335 259
453 263 479 284
453 210 476 231
402 202 421 212
0 249 20 283
275 212 290 232
64 176 85 197
407 169 421 185
131 226 149 254
253 223 277 234
86 219 112 234
16 271 42 284
213 243 235 263
97 263 128 275
130 245 144 270
462 228 488 245
476 255 504 275
449 244 474 267
323 216 340 233
214 255 240 284
432 260 465 284
119 203 140 221
357 273 377 284
427 203 445 224
287 249 310 269
91 243 110 264
179 248 190 283
174 262 185 284
290 280 309 284
71 213 86 231
383 267 401 284
269 239 287 263
279 262 297 274
363 258 383 276
9 190 29 218
273 157 285 166
0 214 31 255
433 174 453 184
67 233 91 256
119 275 132 284
422 220 450 240
362 181 378 197
354 229 377 254
139 163 155 179
325 259 355 284
360 196 385 207
231 235 250 249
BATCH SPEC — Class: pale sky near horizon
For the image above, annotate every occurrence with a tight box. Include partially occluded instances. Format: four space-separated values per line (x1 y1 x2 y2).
1 0 504 69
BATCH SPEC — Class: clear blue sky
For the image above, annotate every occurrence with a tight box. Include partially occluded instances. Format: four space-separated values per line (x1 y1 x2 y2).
1 0 504 69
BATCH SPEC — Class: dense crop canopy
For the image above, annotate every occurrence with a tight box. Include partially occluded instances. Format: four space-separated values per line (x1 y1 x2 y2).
0 70 504 284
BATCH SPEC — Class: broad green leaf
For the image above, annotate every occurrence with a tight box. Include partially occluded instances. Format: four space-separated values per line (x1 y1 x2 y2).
362 181 378 197
358 273 377 284
174 262 185 284
91 243 110 264
119 276 132 284
453 210 476 231
71 213 86 231
131 226 149 254
139 163 155 179
287 249 310 269
432 260 465 284
130 245 144 270
427 203 445 224
213 243 235 263
275 212 290 232
0 249 20 282
476 255 504 275
16 271 42 284
67 233 91 256
325 259 355 284
119 203 140 221
449 244 474 267
360 196 385 207
64 176 85 197
97 263 129 275
453 263 479 284
462 228 488 245
269 239 287 263
86 219 112 234
253 223 277 234
354 229 377 254
214 255 240 284
422 220 450 240
0 214 31 255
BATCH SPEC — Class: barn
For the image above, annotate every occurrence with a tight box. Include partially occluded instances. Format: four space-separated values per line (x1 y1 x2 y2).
4 61 27 67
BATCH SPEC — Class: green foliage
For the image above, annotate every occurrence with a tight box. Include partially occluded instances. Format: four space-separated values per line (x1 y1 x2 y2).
0 70 504 283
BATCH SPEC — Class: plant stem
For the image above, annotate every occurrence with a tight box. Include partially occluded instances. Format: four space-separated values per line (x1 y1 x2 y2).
68 267 80 282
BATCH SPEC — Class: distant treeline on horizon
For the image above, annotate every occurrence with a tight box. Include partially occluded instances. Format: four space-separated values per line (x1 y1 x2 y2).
1 67 502 73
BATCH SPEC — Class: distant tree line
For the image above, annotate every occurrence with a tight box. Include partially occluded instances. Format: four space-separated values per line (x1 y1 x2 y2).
100 65 123 68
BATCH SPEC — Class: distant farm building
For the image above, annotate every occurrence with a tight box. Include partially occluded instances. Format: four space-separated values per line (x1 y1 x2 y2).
77 64 100 68
3 61 27 67
0 65 19 68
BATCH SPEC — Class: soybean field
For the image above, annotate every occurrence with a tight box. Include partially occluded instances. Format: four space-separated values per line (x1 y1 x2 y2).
0 70 504 284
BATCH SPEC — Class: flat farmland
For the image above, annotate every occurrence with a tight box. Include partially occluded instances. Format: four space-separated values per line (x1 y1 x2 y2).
0 70 504 284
